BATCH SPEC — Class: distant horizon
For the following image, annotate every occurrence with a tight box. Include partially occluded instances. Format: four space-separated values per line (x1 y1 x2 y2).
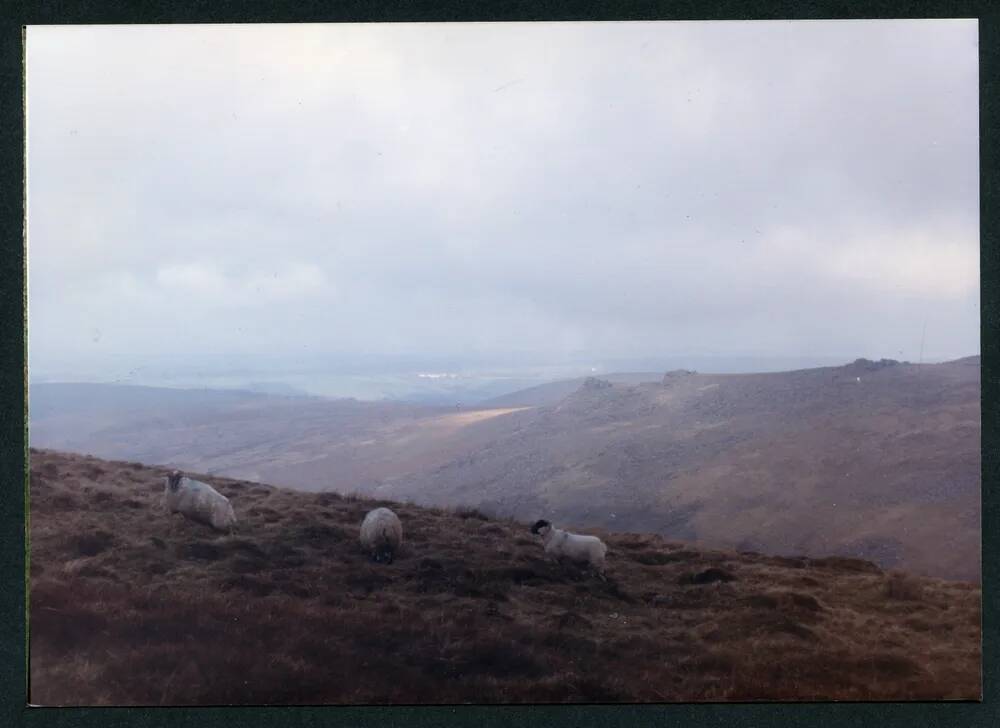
27 350 979 405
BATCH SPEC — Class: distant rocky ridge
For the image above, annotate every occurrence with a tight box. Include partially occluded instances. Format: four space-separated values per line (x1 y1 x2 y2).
362 357 981 581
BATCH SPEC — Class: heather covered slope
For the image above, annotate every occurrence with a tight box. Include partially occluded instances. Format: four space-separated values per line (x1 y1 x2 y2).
29 450 980 706
28 358 981 581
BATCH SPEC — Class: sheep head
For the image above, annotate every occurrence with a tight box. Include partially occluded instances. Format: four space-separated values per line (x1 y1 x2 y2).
530 519 551 535
166 471 182 491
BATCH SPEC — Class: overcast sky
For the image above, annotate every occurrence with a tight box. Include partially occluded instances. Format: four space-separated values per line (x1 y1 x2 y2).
26 20 979 381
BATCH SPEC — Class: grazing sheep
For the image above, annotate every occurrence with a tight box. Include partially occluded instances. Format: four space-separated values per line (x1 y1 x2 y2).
360 507 403 564
163 471 237 533
531 519 607 577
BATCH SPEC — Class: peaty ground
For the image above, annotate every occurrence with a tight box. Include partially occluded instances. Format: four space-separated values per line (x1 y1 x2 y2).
28 449 981 706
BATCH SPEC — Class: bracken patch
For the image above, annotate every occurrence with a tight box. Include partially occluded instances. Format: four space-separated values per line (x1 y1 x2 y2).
679 567 736 585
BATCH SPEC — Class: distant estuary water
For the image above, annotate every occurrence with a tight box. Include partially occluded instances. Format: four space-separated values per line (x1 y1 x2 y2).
30 367 599 405
29 355 857 405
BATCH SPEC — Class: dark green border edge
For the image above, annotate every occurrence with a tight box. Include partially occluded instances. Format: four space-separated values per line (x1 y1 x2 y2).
2 2 996 727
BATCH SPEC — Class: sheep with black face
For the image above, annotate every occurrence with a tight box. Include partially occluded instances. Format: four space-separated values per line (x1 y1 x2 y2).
531 519 607 577
163 471 237 533
360 507 403 564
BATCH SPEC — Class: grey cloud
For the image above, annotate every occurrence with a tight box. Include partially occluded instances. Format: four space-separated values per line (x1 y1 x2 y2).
26 20 979 382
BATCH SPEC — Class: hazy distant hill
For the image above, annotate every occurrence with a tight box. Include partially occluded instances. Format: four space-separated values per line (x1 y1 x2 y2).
362 358 981 581
28 382 444 482
28 357 981 580
479 372 663 408
29 449 981 705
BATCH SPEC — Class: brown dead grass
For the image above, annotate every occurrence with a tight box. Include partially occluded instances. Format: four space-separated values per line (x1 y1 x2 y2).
28 448 981 706
885 570 926 601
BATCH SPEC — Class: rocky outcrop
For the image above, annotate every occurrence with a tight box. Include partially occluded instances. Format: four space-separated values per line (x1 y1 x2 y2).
662 369 697 386
581 377 613 391
850 358 900 372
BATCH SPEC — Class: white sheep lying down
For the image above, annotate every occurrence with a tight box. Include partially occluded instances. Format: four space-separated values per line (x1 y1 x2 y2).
164 471 237 532
531 519 607 576
360 507 403 564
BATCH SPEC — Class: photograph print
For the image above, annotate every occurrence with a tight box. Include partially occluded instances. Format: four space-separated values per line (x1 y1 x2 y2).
26 19 981 705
